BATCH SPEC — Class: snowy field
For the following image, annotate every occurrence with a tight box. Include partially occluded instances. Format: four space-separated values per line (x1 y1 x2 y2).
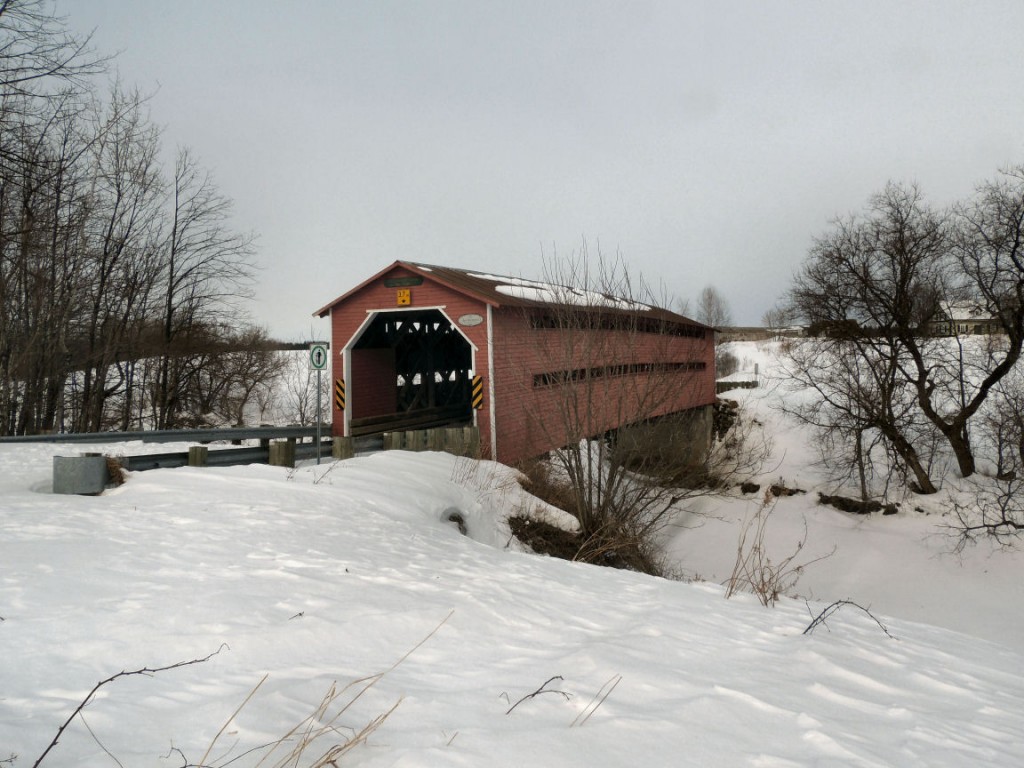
3 342 1024 767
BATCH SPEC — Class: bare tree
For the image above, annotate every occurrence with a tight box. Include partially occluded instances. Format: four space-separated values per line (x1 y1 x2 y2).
0 0 109 431
0 93 91 433
276 350 330 425
762 302 798 339
780 333 942 496
512 249 726 573
0 2 264 435
695 284 733 329
786 184 949 493
0 0 105 98
73 85 165 431
182 325 285 426
790 174 1024 482
940 165 1024 474
949 347 1024 548
151 147 255 428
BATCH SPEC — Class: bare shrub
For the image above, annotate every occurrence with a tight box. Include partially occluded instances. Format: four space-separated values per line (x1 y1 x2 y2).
514 392 772 575
516 458 580 513
716 347 739 378
724 490 834 607
514 457 668 574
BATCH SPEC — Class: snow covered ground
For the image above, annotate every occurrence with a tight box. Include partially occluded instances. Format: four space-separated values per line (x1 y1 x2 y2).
668 341 1024 651
3 342 1024 767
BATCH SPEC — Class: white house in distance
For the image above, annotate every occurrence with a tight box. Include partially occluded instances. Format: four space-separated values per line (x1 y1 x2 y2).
931 302 1002 336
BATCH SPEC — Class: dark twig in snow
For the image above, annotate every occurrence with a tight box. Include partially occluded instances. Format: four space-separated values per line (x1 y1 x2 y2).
32 645 228 768
505 676 571 715
803 599 896 639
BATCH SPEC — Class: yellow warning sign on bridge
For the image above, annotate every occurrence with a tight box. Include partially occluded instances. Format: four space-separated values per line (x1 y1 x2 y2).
471 376 484 410
334 379 346 411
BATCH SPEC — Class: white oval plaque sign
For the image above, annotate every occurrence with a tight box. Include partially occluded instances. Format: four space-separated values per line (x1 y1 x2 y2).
458 313 484 327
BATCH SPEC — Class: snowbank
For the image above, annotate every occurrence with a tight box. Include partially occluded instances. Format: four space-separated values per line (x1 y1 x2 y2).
3 432 1024 766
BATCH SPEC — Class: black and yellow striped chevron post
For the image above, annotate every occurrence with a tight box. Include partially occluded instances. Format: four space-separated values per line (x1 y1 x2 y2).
334 378 346 411
471 375 484 410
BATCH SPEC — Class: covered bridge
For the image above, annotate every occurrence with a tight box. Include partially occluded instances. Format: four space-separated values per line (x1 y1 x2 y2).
314 261 715 466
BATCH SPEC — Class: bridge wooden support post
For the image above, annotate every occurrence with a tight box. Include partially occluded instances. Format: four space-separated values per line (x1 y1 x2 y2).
333 436 354 460
462 426 480 457
441 426 479 457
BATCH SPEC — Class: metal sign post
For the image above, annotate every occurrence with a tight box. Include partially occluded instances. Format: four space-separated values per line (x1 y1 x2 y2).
309 342 329 464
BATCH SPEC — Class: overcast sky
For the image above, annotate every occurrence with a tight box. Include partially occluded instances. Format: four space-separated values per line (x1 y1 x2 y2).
60 1 1024 337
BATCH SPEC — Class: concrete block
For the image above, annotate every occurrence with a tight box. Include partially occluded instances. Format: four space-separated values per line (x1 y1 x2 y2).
53 455 110 495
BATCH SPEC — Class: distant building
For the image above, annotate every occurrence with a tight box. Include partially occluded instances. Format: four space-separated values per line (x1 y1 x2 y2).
314 261 716 465
930 302 1002 336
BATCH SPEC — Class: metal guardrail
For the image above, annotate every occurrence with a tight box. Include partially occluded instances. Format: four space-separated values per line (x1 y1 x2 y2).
44 426 440 492
0 425 324 445
115 436 383 471
121 446 273 471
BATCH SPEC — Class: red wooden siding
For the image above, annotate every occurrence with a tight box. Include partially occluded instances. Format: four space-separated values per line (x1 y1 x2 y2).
489 309 715 462
351 348 395 419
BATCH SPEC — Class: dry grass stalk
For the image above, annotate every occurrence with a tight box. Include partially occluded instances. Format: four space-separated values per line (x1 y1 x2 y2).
204 612 453 767
570 674 622 727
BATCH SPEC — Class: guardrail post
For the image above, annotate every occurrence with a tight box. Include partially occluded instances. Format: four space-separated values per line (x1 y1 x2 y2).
188 446 208 467
269 438 296 468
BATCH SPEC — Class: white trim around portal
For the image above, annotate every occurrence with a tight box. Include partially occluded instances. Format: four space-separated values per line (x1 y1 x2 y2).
341 305 481 438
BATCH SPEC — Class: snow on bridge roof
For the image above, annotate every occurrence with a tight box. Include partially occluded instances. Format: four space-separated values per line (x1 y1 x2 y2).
315 260 708 329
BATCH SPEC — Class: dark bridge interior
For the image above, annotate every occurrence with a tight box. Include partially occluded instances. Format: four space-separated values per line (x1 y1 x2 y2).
350 309 473 434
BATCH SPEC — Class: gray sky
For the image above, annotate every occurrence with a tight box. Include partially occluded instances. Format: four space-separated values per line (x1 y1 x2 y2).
61 1 1024 337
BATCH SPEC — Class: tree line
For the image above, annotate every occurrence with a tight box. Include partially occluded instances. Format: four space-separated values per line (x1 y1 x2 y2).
0 0 272 434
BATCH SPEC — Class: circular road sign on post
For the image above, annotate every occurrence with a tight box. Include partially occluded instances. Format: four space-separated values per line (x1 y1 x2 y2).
308 342 329 464
309 342 329 370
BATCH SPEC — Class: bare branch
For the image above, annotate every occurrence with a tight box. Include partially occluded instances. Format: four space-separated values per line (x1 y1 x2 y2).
505 676 571 715
32 646 228 768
